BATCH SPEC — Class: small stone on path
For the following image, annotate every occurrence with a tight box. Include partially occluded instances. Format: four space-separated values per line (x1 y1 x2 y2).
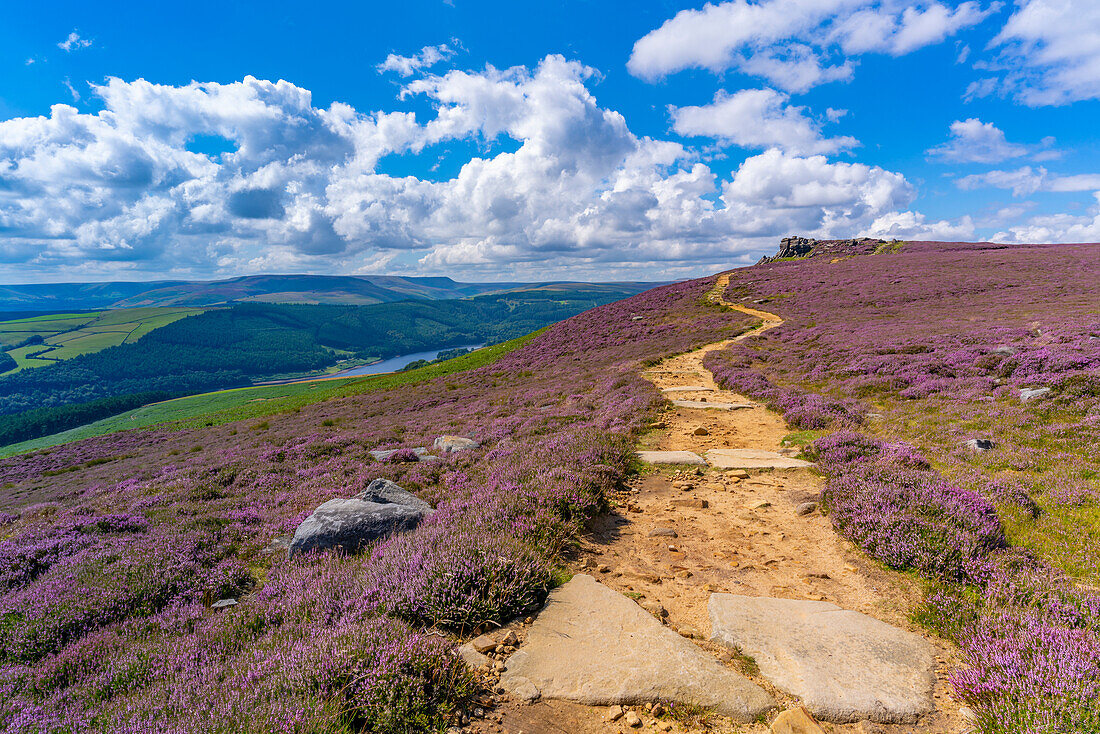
500 575 775 720
636 450 706 466
624 711 643 728
471 632 502 653
509 676 541 703
640 600 668 618
693 426 710 435
709 595 935 723
707 449 814 470
796 502 818 516
648 527 678 537
770 706 826 734
607 705 624 722
456 642 491 668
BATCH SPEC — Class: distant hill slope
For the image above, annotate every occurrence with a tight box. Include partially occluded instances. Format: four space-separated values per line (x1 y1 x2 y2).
0 275 658 311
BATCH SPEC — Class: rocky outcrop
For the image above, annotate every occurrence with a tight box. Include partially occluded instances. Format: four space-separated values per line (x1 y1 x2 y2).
757 236 889 265
288 479 432 557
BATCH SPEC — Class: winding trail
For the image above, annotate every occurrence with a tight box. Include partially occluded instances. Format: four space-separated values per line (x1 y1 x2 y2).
479 274 971 734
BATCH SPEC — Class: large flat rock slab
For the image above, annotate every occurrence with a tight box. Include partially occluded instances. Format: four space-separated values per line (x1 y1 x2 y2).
706 449 814 469
502 575 775 721
671 399 755 410
709 595 936 724
636 450 706 465
661 385 714 393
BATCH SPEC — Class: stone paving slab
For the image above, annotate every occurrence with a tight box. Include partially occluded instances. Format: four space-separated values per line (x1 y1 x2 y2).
705 449 814 469
501 575 775 721
709 595 936 724
671 400 755 410
660 385 714 393
636 450 707 465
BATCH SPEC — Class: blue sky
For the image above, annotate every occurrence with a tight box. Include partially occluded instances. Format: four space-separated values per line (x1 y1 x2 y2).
1 0 1099 282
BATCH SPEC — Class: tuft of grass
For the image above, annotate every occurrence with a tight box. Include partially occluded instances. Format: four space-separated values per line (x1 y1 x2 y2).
729 648 760 677
780 429 825 447
660 701 719 728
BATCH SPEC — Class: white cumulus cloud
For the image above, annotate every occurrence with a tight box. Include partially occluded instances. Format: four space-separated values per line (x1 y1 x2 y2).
378 43 457 77
926 118 1044 163
671 88 858 155
57 31 92 52
957 165 1100 195
984 0 1100 106
628 0 999 91
0 57 929 280
991 192 1100 242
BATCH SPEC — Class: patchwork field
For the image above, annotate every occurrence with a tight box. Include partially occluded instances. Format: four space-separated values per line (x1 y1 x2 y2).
0 307 204 374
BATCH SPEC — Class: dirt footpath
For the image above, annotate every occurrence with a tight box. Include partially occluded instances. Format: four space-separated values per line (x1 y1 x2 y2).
474 276 971 734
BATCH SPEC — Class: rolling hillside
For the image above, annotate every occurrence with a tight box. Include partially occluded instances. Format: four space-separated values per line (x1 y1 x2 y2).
0 242 1096 734
0 275 656 311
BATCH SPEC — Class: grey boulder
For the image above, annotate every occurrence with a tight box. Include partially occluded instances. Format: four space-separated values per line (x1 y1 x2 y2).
289 481 432 557
965 438 994 452
369 446 427 461
356 478 433 514
1019 387 1051 402
433 435 481 453
709 595 935 723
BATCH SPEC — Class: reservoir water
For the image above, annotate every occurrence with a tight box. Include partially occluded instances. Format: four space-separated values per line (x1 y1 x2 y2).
327 344 484 378
255 344 485 386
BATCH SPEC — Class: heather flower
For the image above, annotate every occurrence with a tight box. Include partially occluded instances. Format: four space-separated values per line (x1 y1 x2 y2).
366 521 553 631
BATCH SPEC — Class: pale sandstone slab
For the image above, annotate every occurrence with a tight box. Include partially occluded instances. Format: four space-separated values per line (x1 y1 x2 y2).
501 575 775 721
661 385 714 393
705 449 814 469
709 595 936 724
671 400 755 410
636 450 707 465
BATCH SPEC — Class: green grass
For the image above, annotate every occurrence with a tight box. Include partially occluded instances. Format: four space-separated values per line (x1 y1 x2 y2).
0 307 205 374
1002 501 1100 583
0 331 542 458
780 429 825 447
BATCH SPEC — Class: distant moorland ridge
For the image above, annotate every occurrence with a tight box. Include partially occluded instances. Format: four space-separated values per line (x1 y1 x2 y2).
0 274 659 312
